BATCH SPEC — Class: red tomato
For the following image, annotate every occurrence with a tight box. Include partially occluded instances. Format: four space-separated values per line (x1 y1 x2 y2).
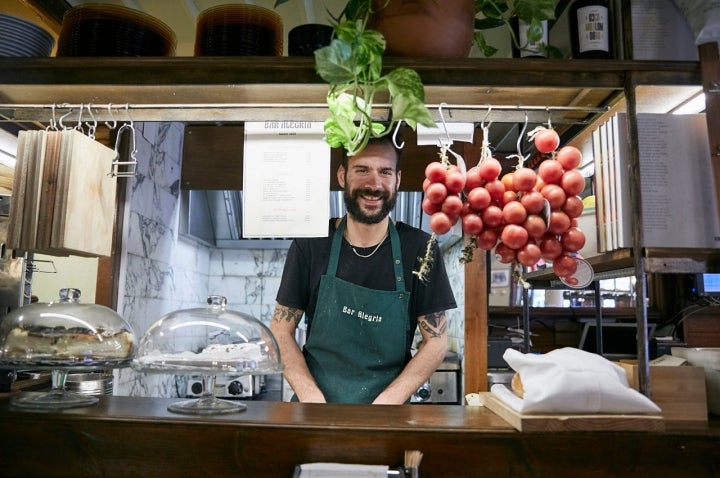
482 205 504 228
501 224 529 249
535 176 546 192
467 187 492 211
494 242 517 264
445 165 466 194
502 201 528 225
553 254 578 278
501 190 518 206
441 194 464 217
484 180 506 203
426 182 448 205
422 197 441 215
461 213 484 236
517 242 542 267
501 172 515 192
548 210 572 235
561 227 586 252
512 167 538 192
523 214 547 239
520 190 546 215
562 195 584 218
479 158 502 181
534 128 560 154
556 145 583 170
560 169 586 196
429 212 453 235
541 184 567 209
465 166 483 191
425 161 447 183
539 235 563 260
538 159 564 184
476 229 499 250
422 177 431 191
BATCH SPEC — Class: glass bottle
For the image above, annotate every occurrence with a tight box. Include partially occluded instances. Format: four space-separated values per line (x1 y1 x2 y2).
511 17 549 58
569 0 612 59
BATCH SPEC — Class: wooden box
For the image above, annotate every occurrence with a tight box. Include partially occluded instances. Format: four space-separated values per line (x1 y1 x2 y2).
619 361 707 422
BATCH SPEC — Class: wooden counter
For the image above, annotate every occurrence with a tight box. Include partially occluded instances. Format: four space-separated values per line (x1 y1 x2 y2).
1 395 718 477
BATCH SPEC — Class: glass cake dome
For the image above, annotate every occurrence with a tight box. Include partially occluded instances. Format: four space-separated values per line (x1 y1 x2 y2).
132 295 283 414
0 287 136 409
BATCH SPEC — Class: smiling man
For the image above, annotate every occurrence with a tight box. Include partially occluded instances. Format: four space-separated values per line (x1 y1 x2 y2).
270 135 457 404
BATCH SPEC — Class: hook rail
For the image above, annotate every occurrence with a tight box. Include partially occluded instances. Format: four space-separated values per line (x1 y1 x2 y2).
0 102 611 125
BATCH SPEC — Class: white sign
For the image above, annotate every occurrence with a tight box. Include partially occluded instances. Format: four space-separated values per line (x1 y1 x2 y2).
242 121 330 238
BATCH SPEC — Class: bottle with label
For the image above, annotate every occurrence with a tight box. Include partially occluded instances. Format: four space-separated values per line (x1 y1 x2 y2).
511 17 548 58
569 0 612 59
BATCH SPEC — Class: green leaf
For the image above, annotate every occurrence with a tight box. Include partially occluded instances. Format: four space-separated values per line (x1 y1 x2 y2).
391 93 435 129
514 0 556 22
273 0 291 7
314 39 358 84
385 67 425 103
473 31 498 57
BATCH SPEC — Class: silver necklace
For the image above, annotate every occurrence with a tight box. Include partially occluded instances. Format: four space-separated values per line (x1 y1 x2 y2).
347 232 388 258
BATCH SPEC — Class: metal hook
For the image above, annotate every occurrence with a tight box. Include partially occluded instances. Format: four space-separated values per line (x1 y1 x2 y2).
516 112 529 158
481 105 493 129
57 106 74 130
438 102 452 146
124 103 133 126
46 104 58 131
85 103 98 139
546 106 553 129
392 120 405 149
75 102 84 132
105 103 117 129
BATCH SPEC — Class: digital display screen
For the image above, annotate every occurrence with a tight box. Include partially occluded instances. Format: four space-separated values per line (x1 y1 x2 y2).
698 273 720 296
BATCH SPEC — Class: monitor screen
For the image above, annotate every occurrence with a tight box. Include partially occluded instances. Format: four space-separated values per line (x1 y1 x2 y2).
697 273 720 296
579 322 656 360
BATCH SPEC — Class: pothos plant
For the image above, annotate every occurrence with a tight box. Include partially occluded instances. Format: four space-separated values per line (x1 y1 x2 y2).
474 0 561 58
274 0 435 156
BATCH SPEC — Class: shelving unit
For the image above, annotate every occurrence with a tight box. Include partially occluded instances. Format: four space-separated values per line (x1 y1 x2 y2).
0 54 711 397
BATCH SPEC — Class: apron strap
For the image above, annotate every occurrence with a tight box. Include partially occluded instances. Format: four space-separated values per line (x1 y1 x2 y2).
329 217 406 293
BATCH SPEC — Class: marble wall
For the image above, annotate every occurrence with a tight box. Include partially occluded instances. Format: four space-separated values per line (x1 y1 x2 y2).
114 121 466 398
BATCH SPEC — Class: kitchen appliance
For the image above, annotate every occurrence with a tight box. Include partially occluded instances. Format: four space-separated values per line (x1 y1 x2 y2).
133 295 282 415
186 374 264 399
411 352 461 404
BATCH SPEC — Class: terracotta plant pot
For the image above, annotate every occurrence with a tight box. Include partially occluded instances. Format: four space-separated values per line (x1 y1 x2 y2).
368 0 475 58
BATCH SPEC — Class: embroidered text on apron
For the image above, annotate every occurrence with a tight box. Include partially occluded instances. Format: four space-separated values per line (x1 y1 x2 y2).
302 218 410 403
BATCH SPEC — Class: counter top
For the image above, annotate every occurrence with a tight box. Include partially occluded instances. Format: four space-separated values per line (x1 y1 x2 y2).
1 394 719 477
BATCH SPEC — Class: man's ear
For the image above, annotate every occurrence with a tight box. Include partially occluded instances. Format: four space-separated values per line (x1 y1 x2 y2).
337 165 346 188
396 170 402 190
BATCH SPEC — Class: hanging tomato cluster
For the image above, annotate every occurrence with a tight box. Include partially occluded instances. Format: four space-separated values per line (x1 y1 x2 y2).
422 127 588 280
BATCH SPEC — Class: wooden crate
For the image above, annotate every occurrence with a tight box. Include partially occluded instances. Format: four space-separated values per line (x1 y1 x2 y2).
619 361 707 422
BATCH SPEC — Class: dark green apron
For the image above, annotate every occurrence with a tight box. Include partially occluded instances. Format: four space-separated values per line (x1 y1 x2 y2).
303 218 411 403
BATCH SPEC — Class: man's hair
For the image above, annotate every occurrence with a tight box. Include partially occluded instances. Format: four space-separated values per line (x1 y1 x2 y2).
341 134 403 170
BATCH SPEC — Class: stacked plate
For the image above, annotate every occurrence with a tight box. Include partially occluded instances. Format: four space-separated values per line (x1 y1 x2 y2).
57 4 176 57
0 14 55 57
195 4 283 56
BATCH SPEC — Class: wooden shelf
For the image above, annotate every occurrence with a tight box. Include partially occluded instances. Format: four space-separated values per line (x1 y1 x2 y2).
0 57 701 124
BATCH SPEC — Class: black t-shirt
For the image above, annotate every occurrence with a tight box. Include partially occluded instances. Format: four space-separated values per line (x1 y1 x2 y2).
276 218 457 356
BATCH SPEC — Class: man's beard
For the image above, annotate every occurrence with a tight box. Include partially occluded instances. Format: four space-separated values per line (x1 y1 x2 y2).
344 186 398 224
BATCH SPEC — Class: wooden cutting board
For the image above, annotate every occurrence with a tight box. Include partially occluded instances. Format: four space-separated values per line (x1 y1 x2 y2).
52 129 117 257
478 392 665 432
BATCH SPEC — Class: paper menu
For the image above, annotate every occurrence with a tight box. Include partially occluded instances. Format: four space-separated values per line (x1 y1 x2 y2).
242 121 330 238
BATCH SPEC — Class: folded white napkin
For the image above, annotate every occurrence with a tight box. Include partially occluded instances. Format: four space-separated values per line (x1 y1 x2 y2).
492 347 661 414
295 463 388 478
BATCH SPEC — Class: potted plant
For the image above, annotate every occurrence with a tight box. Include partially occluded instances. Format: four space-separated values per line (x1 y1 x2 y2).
273 0 559 155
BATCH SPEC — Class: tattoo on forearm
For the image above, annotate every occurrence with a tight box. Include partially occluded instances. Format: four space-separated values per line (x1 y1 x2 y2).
273 304 303 326
419 311 447 339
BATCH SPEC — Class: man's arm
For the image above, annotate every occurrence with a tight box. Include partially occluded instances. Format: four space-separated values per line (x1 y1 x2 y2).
270 303 326 403
372 310 448 405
